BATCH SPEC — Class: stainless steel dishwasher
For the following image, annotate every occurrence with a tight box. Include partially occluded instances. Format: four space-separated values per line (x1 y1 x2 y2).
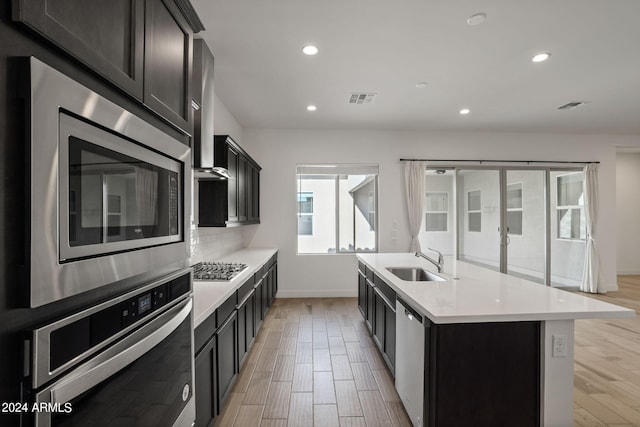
396 297 428 427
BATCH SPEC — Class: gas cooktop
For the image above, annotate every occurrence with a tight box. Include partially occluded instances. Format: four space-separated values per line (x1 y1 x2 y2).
192 262 247 281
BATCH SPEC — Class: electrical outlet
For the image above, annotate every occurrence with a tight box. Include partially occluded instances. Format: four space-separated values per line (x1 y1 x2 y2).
552 334 568 357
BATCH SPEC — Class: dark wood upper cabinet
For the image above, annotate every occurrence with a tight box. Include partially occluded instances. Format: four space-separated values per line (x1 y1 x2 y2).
198 135 261 227
144 0 193 133
13 0 197 134
12 0 145 99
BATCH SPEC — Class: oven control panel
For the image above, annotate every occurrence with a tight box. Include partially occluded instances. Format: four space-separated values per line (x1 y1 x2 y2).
46 271 192 374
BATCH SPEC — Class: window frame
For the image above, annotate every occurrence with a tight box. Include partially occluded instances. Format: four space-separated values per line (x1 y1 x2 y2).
467 189 482 232
297 191 314 236
425 191 449 232
296 164 378 254
506 182 523 236
555 172 586 241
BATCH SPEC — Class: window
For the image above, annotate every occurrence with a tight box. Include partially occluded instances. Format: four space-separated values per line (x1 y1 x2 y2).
506 183 523 236
556 173 585 240
468 190 481 232
425 192 448 232
297 164 378 254
297 192 313 235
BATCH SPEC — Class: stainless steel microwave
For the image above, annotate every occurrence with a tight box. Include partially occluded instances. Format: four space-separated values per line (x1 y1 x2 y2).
25 57 192 308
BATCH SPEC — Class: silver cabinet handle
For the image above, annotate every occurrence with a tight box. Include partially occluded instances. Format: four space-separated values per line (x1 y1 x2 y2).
48 298 192 405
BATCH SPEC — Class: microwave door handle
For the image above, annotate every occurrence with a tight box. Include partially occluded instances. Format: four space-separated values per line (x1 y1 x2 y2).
49 298 192 405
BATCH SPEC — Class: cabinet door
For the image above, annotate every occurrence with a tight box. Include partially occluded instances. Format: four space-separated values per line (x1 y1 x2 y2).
216 310 238 408
273 262 278 295
237 299 247 368
358 271 366 318
13 0 144 99
252 166 260 222
247 163 254 222
238 156 247 222
254 278 265 330
384 301 396 375
227 147 239 222
144 0 192 133
266 267 274 307
246 292 256 349
194 335 217 427
238 289 256 369
373 290 385 352
365 280 374 333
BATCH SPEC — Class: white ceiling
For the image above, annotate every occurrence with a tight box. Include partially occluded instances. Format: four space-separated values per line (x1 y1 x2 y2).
191 0 640 134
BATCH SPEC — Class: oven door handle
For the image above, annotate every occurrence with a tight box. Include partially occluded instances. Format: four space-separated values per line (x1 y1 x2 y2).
48 297 192 405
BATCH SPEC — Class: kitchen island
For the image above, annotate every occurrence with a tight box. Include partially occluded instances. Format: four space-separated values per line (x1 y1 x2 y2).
357 253 635 427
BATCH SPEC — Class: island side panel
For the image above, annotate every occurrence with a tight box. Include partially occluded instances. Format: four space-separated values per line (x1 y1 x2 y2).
541 319 574 427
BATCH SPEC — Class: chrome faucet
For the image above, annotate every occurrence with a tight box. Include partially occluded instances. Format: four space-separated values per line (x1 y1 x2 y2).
415 248 444 273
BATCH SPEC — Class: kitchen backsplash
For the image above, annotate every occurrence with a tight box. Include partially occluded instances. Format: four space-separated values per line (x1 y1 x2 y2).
189 226 244 264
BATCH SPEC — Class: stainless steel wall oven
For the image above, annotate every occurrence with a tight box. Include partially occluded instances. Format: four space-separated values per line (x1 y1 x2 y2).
24 57 192 307
23 269 195 427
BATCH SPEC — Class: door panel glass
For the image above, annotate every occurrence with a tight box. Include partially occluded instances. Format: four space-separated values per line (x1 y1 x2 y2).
550 171 586 288
506 170 545 283
422 170 455 255
457 169 500 271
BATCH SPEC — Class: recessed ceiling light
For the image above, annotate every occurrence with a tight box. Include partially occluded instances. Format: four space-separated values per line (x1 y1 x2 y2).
415 82 428 89
306 105 317 111
302 45 319 56
459 108 470 115
532 52 551 63
466 13 487 26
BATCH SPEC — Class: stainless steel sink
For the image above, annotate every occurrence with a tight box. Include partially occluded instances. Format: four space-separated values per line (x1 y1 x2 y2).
386 267 445 282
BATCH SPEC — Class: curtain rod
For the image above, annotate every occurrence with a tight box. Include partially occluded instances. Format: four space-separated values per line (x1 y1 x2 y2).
399 158 599 164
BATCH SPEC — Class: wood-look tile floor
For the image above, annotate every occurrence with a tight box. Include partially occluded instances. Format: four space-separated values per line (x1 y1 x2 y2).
215 277 640 427
216 298 411 427
573 276 640 427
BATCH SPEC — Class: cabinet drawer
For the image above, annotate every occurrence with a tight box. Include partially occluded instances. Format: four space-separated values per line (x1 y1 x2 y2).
217 293 237 327
237 277 255 303
194 313 216 355
374 274 396 304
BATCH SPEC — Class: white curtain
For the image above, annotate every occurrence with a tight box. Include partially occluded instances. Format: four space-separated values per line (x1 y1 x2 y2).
404 161 427 252
581 163 600 293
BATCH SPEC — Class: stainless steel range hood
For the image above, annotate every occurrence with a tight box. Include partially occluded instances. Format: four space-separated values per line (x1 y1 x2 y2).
192 39 229 180
194 166 230 180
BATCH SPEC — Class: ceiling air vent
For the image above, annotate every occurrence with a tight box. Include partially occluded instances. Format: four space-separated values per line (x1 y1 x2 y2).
349 93 377 104
557 101 586 110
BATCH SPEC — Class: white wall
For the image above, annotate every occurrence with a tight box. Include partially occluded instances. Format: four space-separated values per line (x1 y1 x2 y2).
616 152 640 274
242 128 639 297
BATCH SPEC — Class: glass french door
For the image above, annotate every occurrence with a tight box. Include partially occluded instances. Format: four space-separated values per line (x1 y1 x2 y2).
424 166 586 287
456 168 546 281
504 170 546 284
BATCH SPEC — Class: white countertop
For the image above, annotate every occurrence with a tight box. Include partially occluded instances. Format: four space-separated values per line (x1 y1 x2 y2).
357 253 635 324
193 248 277 327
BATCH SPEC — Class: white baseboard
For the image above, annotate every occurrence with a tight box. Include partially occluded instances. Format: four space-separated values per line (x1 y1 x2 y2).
602 283 619 292
616 269 640 275
276 290 357 298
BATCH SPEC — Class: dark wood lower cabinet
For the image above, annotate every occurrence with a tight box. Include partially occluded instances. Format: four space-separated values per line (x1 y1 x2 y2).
194 256 277 425
383 299 395 372
194 335 217 427
216 310 238 408
237 289 255 369
357 271 366 318
254 277 265 331
365 279 374 333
